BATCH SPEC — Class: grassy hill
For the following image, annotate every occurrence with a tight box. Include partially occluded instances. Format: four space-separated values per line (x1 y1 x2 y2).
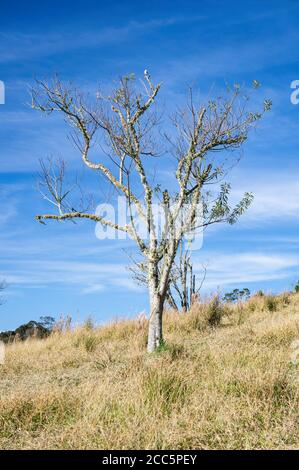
0 292 299 449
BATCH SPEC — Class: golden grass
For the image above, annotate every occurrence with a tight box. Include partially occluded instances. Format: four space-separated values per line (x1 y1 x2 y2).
0 292 299 449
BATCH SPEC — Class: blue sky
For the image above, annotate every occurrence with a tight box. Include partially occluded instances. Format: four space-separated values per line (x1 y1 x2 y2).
1 0 299 330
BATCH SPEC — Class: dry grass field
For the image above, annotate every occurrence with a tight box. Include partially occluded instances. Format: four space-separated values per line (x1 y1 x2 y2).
0 292 299 449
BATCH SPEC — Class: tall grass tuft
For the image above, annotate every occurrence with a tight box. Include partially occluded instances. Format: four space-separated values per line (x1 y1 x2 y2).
207 295 225 327
264 294 278 312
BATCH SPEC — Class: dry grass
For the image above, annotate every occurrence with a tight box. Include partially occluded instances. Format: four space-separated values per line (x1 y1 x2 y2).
1 292 299 449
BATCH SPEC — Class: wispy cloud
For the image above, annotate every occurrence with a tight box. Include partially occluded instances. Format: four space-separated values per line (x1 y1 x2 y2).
0 16 204 64
81 283 105 294
0 255 140 294
0 184 23 227
155 26 299 92
230 171 299 223
195 252 299 290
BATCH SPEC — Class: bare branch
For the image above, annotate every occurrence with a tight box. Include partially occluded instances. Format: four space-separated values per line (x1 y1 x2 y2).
36 211 132 234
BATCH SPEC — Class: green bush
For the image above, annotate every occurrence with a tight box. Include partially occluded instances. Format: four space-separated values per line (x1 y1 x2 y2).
265 295 278 312
207 296 225 326
74 332 98 352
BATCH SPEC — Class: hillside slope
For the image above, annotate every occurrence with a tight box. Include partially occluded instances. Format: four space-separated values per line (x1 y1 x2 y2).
0 293 299 449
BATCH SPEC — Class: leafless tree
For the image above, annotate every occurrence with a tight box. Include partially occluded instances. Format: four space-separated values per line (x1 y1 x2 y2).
128 242 207 311
31 73 270 352
169 245 207 311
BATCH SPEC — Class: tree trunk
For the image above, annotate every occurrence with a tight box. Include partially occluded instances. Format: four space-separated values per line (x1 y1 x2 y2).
147 291 164 353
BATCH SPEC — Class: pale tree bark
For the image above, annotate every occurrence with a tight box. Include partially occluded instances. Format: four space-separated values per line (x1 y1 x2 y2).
129 243 207 314
148 272 163 351
170 248 207 311
31 74 271 352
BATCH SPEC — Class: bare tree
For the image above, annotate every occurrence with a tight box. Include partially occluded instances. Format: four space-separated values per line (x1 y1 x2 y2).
31 73 270 352
128 243 207 312
169 245 207 312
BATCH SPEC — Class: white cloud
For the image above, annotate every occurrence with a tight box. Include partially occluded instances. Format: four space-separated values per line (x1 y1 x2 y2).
0 258 140 294
81 284 105 294
193 252 299 290
231 172 299 223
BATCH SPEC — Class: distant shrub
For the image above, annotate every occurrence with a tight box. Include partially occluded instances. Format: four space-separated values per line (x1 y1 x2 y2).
256 290 264 297
74 332 98 352
207 296 226 327
294 281 299 293
186 295 229 331
264 295 278 312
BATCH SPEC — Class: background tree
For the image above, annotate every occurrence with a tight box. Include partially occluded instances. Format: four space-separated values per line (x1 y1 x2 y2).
31 72 270 352
168 244 207 311
39 316 56 331
128 242 207 311
223 288 251 303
